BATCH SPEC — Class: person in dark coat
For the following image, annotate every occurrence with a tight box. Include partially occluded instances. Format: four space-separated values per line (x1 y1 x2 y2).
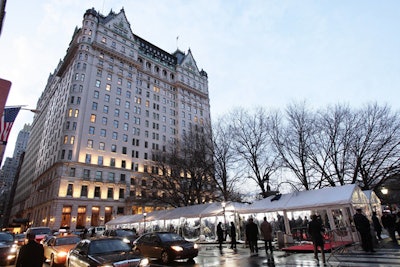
216 222 224 250
308 214 326 264
245 217 259 256
353 208 374 252
15 232 45 267
230 221 237 249
372 212 383 240
260 217 273 254
381 210 397 243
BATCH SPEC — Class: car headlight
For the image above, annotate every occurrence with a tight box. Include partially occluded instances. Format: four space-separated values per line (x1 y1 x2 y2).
171 245 183 252
57 251 68 257
139 258 150 266
122 237 130 243
10 245 18 253
194 243 199 249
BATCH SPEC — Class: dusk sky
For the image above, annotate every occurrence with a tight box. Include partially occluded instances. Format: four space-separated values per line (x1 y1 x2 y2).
0 0 399 161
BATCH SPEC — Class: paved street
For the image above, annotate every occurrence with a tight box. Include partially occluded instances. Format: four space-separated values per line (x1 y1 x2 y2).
7 238 399 267
147 237 400 267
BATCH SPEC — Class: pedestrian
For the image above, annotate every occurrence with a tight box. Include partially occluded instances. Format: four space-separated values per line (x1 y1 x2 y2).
217 222 224 250
245 217 259 256
308 214 326 264
260 216 273 254
91 227 96 237
371 212 383 240
230 221 237 249
395 211 400 239
353 208 374 252
15 232 45 267
381 210 397 243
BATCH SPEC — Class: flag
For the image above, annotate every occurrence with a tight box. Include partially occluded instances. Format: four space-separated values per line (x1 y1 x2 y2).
0 107 20 144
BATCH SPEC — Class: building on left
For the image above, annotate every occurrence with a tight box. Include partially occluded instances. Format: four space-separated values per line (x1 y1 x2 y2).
10 7 215 231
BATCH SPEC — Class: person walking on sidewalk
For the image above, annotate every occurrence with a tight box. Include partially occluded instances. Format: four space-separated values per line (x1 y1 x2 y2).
245 217 259 256
230 222 237 249
381 210 397 243
372 212 383 240
308 214 326 264
260 217 273 254
217 222 224 250
353 208 374 252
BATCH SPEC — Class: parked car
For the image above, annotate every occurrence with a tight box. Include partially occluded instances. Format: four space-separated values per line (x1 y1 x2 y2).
43 234 81 267
0 231 18 266
87 226 105 237
14 233 26 246
132 232 199 264
25 226 52 243
66 237 149 267
103 229 137 245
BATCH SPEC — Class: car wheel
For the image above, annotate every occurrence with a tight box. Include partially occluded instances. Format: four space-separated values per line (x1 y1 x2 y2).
161 251 170 264
50 254 58 267
187 258 195 263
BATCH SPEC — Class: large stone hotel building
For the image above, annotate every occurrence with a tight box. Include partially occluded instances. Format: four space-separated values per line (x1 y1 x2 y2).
11 8 212 230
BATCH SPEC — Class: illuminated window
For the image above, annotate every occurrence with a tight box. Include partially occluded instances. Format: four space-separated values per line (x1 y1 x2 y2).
68 109 73 117
64 135 68 144
74 109 79 117
106 84 111 91
70 136 75 144
90 114 96 122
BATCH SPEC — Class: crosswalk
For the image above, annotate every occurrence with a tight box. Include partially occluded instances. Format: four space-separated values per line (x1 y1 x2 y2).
328 248 400 266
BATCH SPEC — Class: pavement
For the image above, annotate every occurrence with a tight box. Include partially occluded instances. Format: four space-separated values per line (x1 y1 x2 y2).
192 236 400 267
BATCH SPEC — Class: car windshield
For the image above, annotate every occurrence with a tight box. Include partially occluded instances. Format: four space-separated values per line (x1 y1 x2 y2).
0 232 14 242
115 229 134 236
30 228 51 235
158 233 185 242
55 236 81 246
89 239 131 254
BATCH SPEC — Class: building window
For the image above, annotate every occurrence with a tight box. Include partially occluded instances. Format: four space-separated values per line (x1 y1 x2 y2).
95 171 102 180
108 172 115 182
89 126 95 134
67 184 73 196
69 168 76 177
94 186 101 198
98 156 103 165
110 158 116 167
121 160 126 168
94 90 99 99
81 185 88 197
90 114 96 122
100 129 106 137
111 144 117 152
107 188 113 199
87 139 93 148
83 169 90 179
120 174 126 182
119 188 125 199
85 154 91 164
99 142 105 150
70 136 75 144
68 150 72 160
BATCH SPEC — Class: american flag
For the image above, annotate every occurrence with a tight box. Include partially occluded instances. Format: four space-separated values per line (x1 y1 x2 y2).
0 107 20 144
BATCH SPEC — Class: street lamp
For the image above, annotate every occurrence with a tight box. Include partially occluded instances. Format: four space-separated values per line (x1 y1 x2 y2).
143 213 147 233
221 201 226 229
381 187 388 195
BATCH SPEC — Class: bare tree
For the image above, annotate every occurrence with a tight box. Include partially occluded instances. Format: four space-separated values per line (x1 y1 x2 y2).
350 103 400 189
230 107 279 197
211 116 243 201
270 102 318 190
150 127 217 207
311 104 357 186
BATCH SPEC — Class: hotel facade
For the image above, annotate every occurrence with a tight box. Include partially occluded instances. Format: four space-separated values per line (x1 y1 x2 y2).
11 8 213 230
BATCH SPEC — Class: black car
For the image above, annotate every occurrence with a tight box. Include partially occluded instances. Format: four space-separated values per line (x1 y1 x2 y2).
66 237 149 267
103 229 137 245
133 232 199 264
0 231 18 265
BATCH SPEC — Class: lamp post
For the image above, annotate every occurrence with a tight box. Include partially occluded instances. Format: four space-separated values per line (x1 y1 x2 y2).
143 212 147 233
221 201 226 230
